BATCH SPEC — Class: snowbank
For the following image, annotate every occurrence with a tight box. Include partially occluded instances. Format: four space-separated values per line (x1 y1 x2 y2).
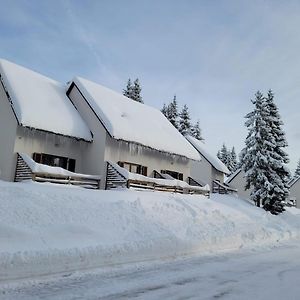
1 180 300 281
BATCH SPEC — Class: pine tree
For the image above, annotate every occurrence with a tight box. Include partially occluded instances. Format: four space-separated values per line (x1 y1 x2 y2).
220 144 228 166
123 79 133 98
191 120 204 141
294 160 300 178
179 104 192 136
123 78 143 103
241 90 289 214
262 90 289 213
241 91 271 208
167 95 179 129
161 103 168 117
230 147 238 172
132 78 143 103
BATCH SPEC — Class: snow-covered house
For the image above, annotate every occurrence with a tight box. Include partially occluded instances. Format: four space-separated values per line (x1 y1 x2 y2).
288 177 300 208
225 169 250 200
185 135 232 192
0 59 93 181
66 77 201 187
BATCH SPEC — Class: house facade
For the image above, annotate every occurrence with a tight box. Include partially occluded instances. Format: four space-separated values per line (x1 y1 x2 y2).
0 59 201 187
67 77 200 187
185 135 230 190
0 59 92 181
288 177 300 208
225 169 251 200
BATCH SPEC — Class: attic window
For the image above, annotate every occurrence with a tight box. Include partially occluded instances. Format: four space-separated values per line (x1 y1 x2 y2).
33 152 76 172
161 169 183 181
118 161 147 176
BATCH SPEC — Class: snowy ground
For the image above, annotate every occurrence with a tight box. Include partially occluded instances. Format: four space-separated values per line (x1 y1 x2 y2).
1 240 300 299
1 180 300 296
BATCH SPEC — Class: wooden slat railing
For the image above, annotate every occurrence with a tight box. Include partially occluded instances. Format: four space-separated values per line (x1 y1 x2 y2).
212 180 237 194
15 153 101 189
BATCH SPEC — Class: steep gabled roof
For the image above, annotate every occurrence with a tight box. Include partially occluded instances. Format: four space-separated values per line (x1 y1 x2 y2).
186 135 230 174
225 168 242 184
70 77 201 160
288 176 300 188
0 59 92 141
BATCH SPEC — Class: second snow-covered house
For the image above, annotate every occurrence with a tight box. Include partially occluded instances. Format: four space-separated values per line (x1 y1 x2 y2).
66 77 201 188
185 135 236 193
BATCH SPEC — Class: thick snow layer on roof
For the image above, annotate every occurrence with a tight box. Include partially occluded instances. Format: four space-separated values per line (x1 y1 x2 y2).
186 135 230 174
0 59 92 141
71 77 200 160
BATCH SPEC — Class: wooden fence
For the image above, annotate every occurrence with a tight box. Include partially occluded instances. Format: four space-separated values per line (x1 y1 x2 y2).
15 154 101 189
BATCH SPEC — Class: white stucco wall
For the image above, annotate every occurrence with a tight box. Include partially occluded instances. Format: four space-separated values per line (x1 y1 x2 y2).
0 82 18 181
227 171 251 200
104 137 191 179
190 157 213 187
289 181 300 208
67 85 107 177
14 127 89 173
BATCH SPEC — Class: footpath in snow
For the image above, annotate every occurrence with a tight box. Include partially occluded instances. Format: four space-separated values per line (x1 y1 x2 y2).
1 180 300 281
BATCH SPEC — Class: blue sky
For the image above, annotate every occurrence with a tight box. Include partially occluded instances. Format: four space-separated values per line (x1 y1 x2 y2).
1 0 300 170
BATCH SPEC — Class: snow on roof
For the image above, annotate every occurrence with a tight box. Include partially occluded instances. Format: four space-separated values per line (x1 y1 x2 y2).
0 59 92 141
71 77 201 160
186 135 230 174
225 168 242 184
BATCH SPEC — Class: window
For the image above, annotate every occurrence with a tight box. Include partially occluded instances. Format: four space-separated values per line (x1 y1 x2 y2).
161 169 183 180
118 161 147 176
33 153 76 172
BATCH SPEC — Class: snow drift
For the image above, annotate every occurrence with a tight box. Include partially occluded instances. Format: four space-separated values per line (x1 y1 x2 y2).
1 180 300 281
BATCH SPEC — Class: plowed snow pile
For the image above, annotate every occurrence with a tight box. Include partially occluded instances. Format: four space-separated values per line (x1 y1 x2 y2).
1 180 300 280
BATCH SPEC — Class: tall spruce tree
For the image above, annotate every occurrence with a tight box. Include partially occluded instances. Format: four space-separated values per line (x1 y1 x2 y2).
191 120 204 141
161 103 168 117
167 95 179 129
229 147 238 172
294 160 300 178
123 79 133 98
132 78 143 103
179 104 192 135
263 90 289 213
220 144 228 166
123 78 143 103
241 90 288 214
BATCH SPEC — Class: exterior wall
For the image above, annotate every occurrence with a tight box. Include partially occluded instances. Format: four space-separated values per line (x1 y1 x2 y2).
67 85 107 177
289 182 300 208
0 82 18 181
212 168 225 183
227 171 251 200
190 157 213 187
104 137 191 180
14 127 89 173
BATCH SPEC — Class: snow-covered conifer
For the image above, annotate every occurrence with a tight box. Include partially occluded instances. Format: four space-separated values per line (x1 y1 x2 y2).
123 79 133 98
241 90 289 214
167 95 179 129
179 104 191 136
132 78 143 103
191 120 204 141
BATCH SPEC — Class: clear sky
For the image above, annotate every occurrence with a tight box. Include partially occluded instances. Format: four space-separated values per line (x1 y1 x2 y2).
0 0 299 171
